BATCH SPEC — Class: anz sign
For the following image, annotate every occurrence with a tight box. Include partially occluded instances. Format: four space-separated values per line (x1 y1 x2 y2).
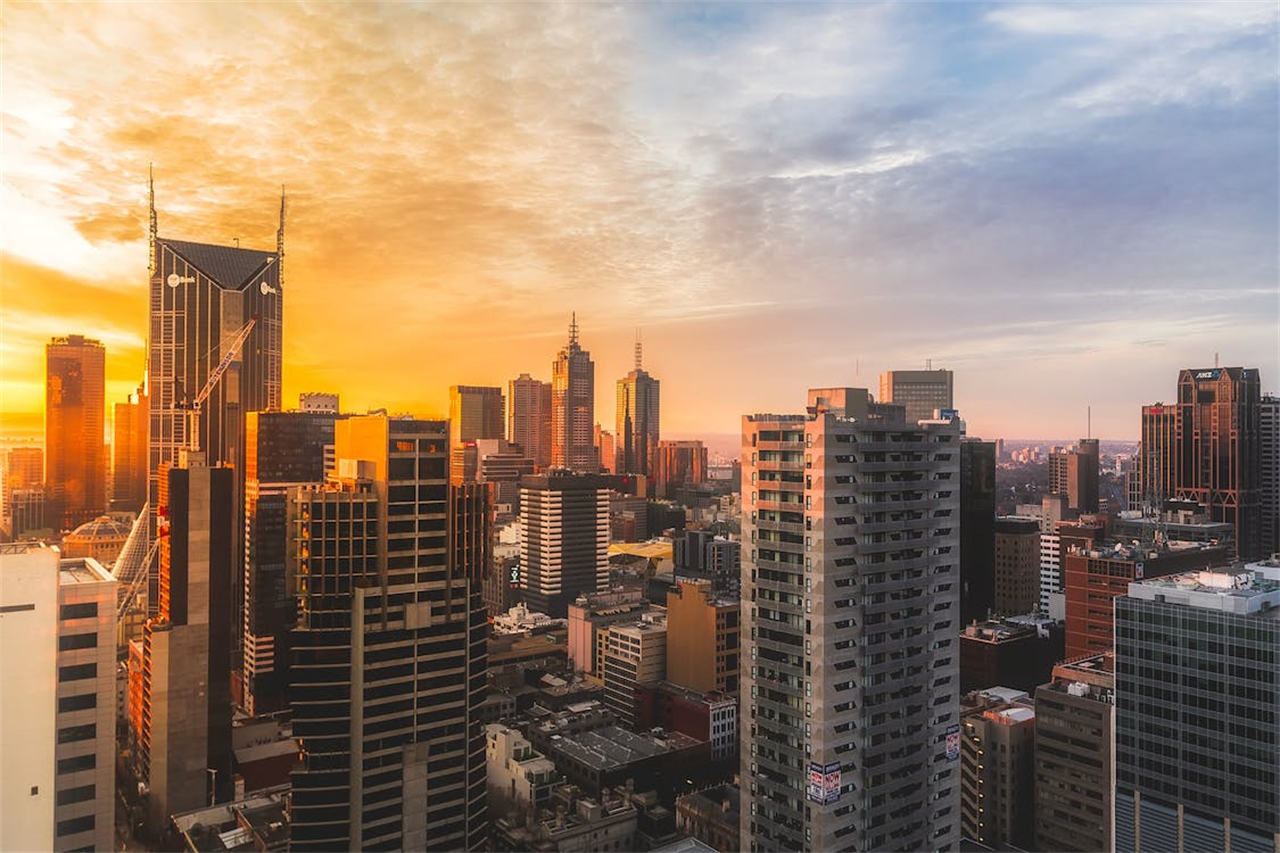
1194 370 1221 381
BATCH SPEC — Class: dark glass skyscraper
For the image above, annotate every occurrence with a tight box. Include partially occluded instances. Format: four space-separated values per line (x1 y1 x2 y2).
551 315 595 472
289 415 488 852
146 180 284 632
615 340 660 477
242 410 340 715
959 438 996 624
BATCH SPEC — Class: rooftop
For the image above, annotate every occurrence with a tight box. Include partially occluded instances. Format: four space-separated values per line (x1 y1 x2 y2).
58 556 114 586
1127 562 1280 616
549 725 700 771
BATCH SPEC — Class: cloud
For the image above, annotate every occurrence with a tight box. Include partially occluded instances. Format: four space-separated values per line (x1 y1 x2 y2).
0 0 1275 440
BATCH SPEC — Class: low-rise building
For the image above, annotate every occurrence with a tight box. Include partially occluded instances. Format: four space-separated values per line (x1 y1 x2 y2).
543 725 708 804
487 724 562 815
634 681 737 762
170 785 290 852
959 691 1036 850
675 784 741 853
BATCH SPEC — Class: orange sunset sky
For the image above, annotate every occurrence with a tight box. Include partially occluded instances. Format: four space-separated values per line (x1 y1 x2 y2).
2 1 1277 446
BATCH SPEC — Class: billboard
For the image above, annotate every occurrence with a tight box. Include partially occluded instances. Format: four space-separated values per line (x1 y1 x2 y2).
946 724 961 761
808 761 842 805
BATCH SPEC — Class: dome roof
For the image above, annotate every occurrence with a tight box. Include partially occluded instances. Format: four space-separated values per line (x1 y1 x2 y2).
65 515 132 543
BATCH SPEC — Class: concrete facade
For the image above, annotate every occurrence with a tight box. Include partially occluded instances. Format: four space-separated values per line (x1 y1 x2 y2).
741 388 962 851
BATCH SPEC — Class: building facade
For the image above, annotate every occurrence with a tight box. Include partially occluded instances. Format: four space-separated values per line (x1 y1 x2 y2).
551 317 596 472
878 368 954 424
603 616 668 730
520 472 609 618
993 516 1040 615
288 416 489 852
1260 394 1279 558
2 446 43 535
741 388 962 852
959 439 997 625
1034 652 1114 853
450 385 505 448
1049 438 1100 515
508 374 552 470
656 440 708 500
615 345 660 477
46 335 106 531
112 384 149 513
146 187 285 622
1115 562 1280 853
959 694 1036 850
242 410 340 715
665 580 739 695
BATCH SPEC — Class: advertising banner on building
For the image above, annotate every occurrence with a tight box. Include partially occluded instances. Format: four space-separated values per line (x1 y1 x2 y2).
808 761 842 804
946 724 961 761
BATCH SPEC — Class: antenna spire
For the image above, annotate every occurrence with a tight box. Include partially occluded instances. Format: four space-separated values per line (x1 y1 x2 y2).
148 163 157 277
1087 405 1091 439
635 328 642 370
569 312 579 347
276 185 286 289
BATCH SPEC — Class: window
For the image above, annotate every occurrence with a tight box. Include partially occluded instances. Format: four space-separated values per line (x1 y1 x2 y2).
57 724 96 744
59 603 97 621
56 815 94 837
58 664 96 683
57 754 96 774
59 633 97 652
56 785 95 806
58 694 97 713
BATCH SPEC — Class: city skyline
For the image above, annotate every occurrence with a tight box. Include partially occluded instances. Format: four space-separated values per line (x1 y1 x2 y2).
2 1 1277 443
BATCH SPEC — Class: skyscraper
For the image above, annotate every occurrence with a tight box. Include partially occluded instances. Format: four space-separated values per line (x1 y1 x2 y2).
655 440 708 500
615 339 660 477
46 335 106 531
1259 394 1279 557
112 384 149 513
242 410 340 715
2 446 43 535
449 385 505 448
141 458 235 827
879 368 954 424
508 373 552 469
1115 561 1280 853
146 179 284 620
1049 438 1100 514
519 471 609 618
741 388 962 852
1138 403 1180 512
959 438 996 625
1169 367 1262 558
288 415 489 852
551 315 596 472
993 516 1040 615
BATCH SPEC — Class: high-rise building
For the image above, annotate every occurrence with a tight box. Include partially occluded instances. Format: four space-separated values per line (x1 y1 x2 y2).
141 458 235 828
288 415 488 852
566 588 651 681
741 388 962 852
53 556 118 853
9 487 46 537
1138 403 1180 513
1115 561 1280 853
508 374 552 469
1148 367 1263 558
1040 518 1104 618
2 445 43 535
519 471 609 618
112 384 149 513
655 440 708 500
0 542 58 852
595 425 616 474
615 341 660 477
1260 394 1279 557
959 439 996 625
1049 438 1100 514
603 615 668 730
959 692 1036 850
46 335 106 531
879 368 954 424
450 385 505 448
1034 652 1114 853
146 182 285 624
993 516 1040 615
1063 540 1229 659
242 410 340 715
551 315 596 472
665 579 739 695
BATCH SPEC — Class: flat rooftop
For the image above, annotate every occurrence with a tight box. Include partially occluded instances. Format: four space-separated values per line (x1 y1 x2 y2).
549 725 700 771
59 557 114 585
1128 562 1280 616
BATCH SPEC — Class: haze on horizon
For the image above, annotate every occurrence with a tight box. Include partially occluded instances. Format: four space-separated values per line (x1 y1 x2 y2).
1 1 1276 444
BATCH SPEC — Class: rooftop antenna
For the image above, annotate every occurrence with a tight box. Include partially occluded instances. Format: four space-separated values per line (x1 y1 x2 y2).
1087 405 1091 440
276 185 286 289
569 312 579 347
926 357 933 370
234 237 240 249
148 163 157 277
1214 351 1219 368
635 328 643 370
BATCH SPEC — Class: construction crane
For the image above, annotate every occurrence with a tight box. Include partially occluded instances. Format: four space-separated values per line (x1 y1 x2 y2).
117 534 164 621
186 314 258 453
